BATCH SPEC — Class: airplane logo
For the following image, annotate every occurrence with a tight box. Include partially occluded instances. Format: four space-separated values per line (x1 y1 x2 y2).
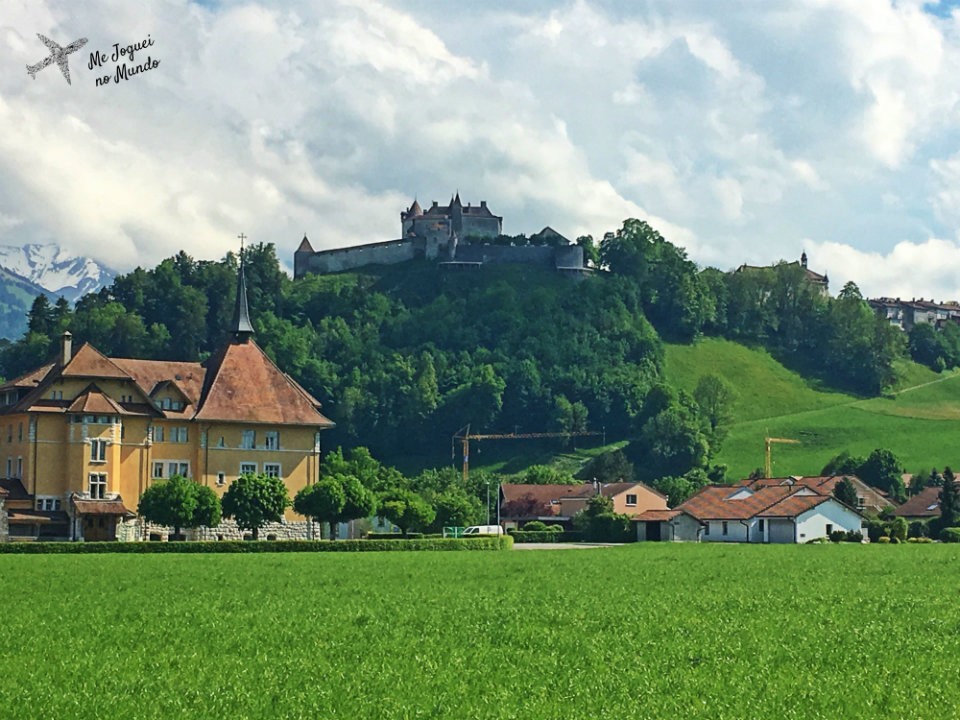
26 34 88 85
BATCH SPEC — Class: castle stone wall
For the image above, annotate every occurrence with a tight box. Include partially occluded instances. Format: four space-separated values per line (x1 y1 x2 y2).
454 244 556 267
295 239 416 278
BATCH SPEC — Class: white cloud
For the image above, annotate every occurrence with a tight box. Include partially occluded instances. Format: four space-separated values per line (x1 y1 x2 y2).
0 0 959 302
808 237 960 300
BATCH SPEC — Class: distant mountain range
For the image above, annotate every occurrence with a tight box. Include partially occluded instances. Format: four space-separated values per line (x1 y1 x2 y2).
0 244 116 341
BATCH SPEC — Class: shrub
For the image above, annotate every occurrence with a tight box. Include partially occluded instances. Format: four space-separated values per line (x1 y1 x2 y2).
939 527 960 543
522 521 549 532
908 520 929 539
907 537 933 543
829 530 846 543
509 531 583 543
890 517 908 543
0 537 513 553
876 536 892 544
546 524 565 532
865 520 890 543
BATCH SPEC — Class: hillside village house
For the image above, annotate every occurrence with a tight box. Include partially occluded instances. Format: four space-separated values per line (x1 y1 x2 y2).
655 476 866 544
499 481 668 529
0 264 334 541
894 485 949 523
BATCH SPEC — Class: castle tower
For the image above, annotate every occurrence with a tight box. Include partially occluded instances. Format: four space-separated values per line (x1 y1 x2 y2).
294 234 315 279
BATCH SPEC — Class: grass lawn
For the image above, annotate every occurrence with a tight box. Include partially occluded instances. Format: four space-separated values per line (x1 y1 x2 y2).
666 338 960 478
3 545 959 718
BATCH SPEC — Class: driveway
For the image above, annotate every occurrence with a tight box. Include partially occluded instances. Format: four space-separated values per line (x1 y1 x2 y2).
512 542 624 550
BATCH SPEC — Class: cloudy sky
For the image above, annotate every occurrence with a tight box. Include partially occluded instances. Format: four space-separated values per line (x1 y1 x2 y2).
3 0 960 299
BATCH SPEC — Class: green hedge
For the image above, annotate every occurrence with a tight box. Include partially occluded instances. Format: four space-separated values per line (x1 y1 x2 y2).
365 533 444 540
509 530 583 543
0 537 513 554
939 527 960 543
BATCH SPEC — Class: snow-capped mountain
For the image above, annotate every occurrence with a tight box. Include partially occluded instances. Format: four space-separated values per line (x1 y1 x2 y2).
0 243 116 302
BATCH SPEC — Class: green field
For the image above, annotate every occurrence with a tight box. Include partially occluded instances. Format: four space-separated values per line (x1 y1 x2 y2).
665 338 960 478
3 545 960 718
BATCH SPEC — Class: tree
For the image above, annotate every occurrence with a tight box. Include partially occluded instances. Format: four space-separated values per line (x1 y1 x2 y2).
521 465 578 485
221 473 290 540
377 489 435 536
576 450 634 484
939 467 959 528
429 491 482 532
833 476 859 508
858 448 906 503
821 451 865 477
293 478 345 540
138 474 221 537
694 374 735 451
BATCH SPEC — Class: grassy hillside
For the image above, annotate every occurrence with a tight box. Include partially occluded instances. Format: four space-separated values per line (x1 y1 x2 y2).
665 338 960 478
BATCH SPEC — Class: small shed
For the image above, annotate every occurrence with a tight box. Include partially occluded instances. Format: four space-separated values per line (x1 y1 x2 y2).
634 509 702 542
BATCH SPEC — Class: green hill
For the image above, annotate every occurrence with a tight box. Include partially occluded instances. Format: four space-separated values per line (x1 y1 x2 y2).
664 338 960 478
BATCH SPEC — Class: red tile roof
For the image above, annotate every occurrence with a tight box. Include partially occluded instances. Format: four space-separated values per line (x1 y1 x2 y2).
0 363 54 391
67 386 126 415
894 486 944 518
679 479 865 522
678 485 796 520
500 483 594 518
112 358 205 406
193 339 334 426
757 494 830 518
634 509 684 522
61 344 130 379
72 497 134 516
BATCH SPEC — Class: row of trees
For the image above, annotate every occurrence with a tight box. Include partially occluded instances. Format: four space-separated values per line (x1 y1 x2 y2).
137 447 491 539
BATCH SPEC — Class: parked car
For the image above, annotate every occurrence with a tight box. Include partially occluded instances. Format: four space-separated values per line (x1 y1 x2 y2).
463 525 504 536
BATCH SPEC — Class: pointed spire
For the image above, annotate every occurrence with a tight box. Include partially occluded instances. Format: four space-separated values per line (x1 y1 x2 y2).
453 190 462 206
232 234 254 342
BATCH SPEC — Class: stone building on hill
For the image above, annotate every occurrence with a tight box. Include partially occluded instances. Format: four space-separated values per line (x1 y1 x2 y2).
0 258 334 542
734 252 829 295
294 194 587 278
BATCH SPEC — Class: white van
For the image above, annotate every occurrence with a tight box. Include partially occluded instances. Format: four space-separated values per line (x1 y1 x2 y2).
463 525 504 536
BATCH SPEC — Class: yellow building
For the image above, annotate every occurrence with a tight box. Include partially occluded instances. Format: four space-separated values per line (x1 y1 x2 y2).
0 267 333 541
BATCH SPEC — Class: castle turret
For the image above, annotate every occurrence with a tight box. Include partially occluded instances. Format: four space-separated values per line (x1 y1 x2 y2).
801 251 808 268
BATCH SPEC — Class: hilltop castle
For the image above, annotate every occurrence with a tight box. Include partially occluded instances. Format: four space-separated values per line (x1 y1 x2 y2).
294 194 586 278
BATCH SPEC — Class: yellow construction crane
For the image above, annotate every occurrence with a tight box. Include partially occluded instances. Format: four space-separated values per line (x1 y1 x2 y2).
452 425 604 483
764 435 800 478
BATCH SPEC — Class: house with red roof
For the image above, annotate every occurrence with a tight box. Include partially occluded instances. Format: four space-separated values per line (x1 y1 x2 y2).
635 478 863 543
499 481 668 529
0 257 334 541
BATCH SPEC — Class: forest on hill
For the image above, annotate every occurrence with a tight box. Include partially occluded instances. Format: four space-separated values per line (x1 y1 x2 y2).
0 220 906 491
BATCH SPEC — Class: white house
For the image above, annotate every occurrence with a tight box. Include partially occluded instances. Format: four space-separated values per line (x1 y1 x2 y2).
667 480 865 544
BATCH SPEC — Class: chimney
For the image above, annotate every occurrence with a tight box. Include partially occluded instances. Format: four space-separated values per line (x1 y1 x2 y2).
481 200 487 208
60 331 72 366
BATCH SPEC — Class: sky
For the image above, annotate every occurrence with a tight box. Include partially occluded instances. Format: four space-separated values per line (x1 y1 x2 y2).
3 0 960 300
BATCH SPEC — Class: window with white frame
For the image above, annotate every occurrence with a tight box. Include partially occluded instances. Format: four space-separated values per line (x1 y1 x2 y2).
625 493 637 506
16 457 22 478
167 461 189 478
18 423 23 442
264 431 279 450
722 521 729 536
5 457 10 477
263 463 281 479
90 439 107 463
35 496 61 511
153 425 165 443
241 430 255 449
216 472 226 486
152 461 164 479
240 462 256 476
170 426 188 443
50 390 63 400
88 473 107 499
